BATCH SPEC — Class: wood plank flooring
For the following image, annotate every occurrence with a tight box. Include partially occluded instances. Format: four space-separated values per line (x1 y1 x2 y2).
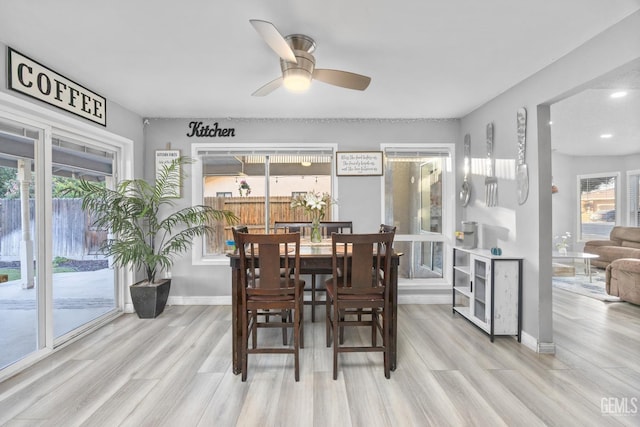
0 288 638 426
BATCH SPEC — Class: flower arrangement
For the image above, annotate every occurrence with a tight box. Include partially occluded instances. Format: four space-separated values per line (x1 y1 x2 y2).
290 190 333 221
290 190 334 242
554 231 571 252
238 179 251 196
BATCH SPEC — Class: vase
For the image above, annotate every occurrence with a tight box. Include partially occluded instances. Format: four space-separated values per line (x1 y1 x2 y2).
559 247 568 255
310 218 322 243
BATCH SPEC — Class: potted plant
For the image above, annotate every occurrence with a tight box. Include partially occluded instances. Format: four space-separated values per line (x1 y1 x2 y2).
68 156 238 318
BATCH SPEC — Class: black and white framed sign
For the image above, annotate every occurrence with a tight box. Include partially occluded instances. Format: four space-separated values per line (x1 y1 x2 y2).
155 149 181 198
7 47 107 126
336 151 383 176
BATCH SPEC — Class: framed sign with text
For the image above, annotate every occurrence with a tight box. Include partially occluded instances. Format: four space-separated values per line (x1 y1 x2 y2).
155 149 181 197
336 151 383 176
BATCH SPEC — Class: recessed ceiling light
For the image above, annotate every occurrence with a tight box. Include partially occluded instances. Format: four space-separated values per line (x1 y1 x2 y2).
610 91 627 98
600 133 613 139
548 121 553 125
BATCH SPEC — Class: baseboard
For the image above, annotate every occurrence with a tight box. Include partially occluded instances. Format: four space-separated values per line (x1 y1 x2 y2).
398 294 451 304
520 330 556 354
167 296 231 306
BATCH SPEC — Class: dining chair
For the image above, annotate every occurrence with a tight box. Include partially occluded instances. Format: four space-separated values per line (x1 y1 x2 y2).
379 223 397 235
325 232 394 379
321 221 353 238
275 221 353 322
274 221 311 236
236 231 305 381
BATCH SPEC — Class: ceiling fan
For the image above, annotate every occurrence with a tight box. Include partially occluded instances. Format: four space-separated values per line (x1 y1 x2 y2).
249 19 372 96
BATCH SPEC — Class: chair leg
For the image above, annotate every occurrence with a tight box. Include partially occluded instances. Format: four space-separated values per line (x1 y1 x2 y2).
326 297 332 347
372 310 377 347
339 310 345 345
333 304 339 380
294 305 300 382
311 275 317 322
281 310 288 345
299 297 305 349
383 305 390 379
241 308 249 382
251 310 257 349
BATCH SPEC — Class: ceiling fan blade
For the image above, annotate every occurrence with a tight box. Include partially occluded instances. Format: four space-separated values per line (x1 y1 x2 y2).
249 19 297 63
313 69 371 91
252 77 283 96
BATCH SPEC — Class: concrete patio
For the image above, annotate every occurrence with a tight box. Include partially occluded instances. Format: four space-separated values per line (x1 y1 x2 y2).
0 268 115 369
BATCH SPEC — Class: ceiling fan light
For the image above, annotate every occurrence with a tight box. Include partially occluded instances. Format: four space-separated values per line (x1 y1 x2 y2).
283 68 312 93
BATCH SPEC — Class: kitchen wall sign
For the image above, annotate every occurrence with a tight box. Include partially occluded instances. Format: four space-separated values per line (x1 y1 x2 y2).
7 47 107 126
186 121 236 137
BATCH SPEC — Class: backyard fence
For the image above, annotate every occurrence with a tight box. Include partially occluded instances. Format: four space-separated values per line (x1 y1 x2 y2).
204 196 328 253
0 198 105 259
1 196 322 258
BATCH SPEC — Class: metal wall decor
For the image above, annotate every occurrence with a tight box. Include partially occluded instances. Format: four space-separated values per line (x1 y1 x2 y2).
516 107 529 204
459 134 471 206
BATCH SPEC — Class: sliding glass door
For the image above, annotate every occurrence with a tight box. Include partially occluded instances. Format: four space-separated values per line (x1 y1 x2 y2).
0 112 122 372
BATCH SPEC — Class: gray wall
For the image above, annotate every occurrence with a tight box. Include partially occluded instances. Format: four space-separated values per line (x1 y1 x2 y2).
0 42 145 177
143 118 459 299
460 11 640 349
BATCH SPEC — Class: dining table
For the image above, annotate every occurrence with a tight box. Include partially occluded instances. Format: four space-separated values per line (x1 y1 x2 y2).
228 240 402 375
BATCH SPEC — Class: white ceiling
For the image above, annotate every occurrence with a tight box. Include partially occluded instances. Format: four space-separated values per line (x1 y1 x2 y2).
1 0 639 155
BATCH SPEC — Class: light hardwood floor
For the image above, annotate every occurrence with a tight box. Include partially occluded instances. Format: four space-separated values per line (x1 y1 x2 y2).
0 288 639 426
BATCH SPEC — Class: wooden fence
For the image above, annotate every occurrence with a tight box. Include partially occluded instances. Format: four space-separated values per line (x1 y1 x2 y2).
204 196 329 253
0 196 315 258
0 199 105 259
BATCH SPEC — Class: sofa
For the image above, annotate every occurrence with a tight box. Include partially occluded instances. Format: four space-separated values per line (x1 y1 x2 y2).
583 226 640 269
606 258 640 305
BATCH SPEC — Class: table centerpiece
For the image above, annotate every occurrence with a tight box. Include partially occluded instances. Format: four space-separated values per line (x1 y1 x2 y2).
290 190 334 243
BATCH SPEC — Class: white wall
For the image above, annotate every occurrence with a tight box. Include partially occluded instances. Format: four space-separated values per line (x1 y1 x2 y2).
460 11 640 351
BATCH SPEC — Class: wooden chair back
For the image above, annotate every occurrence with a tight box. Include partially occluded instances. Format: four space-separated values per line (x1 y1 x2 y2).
331 232 393 296
274 221 353 238
237 232 301 296
321 221 353 238
274 221 311 236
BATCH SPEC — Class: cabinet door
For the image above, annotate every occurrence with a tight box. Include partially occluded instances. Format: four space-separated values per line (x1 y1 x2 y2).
471 256 490 327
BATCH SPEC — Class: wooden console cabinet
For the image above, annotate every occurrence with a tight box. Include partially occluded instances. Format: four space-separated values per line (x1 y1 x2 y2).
452 247 522 341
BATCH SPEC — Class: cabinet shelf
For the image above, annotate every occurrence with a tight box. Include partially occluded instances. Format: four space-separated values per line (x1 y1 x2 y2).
452 247 522 342
454 286 471 298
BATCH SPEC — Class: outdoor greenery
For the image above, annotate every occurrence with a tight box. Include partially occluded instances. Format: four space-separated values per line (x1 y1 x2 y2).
0 165 87 199
66 157 238 284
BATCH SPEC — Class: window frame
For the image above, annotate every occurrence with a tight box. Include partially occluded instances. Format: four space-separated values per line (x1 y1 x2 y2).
191 142 338 265
627 169 640 227
576 171 620 242
379 143 455 288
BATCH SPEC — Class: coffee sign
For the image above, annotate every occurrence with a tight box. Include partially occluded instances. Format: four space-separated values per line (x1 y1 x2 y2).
7 47 107 126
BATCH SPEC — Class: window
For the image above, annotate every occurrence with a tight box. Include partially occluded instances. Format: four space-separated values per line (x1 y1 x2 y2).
578 173 619 240
191 144 336 262
628 170 640 227
382 145 454 282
